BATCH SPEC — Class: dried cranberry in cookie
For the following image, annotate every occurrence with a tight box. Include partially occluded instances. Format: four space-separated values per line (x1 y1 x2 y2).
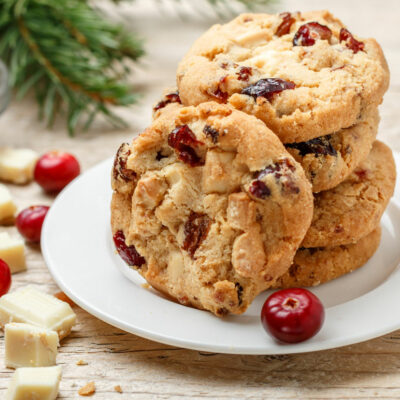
113 230 145 268
152 88 183 120
292 22 332 46
248 158 299 199
209 76 229 102
182 212 211 258
168 125 205 166
275 12 296 37
177 10 389 143
236 66 253 81
286 135 337 157
113 143 136 182
285 109 379 193
111 143 136 195
241 78 295 102
339 28 365 53
203 125 219 144
153 91 181 112
111 102 313 316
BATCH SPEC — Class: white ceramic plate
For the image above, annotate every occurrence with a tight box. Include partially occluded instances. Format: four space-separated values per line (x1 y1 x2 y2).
42 157 400 354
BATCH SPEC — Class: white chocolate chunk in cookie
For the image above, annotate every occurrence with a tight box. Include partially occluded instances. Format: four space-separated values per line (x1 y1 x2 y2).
0 184 17 224
0 232 26 274
202 151 241 194
167 251 185 283
0 148 38 184
227 192 257 231
232 231 266 278
234 28 270 46
134 175 167 209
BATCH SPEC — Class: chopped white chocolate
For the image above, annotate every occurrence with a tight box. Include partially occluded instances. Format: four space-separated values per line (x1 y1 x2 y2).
0 286 76 339
5 323 59 368
0 184 17 224
6 366 62 400
0 232 26 273
0 148 38 184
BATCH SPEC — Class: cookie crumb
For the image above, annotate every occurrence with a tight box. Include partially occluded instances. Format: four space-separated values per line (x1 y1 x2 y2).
76 360 88 366
78 382 96 396
114 385 123 393
54 291 76 307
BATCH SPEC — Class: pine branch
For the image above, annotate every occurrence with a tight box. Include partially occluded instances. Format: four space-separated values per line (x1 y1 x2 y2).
0 0 274 135
0 0 144 135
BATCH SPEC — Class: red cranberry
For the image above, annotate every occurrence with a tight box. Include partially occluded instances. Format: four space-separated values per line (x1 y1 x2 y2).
339 28 365 53
168 125 204 167
261 288 325 343
276 12 296 37
182 212 211 258
34 151 80 192
0 260 11 297
293 22 332 46
241 78 295 101
113 230 145 267
16 205 49 243
153 91 181 112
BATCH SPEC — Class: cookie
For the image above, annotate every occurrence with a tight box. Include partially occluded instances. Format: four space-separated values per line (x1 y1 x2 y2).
273 226 381 288
111 101 313 316
302 141 395 248
285 108 379 192
177 10 389 143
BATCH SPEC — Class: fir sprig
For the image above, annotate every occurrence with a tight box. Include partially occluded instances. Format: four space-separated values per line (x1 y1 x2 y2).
0 0 144 135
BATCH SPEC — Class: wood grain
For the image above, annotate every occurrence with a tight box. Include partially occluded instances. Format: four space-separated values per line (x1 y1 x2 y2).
0 0 399 398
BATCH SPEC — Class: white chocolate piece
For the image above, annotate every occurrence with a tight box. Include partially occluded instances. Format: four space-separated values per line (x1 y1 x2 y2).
0 184 17 224
5 323 59 368
0 148 38 184
0 286 76 339
0 232 26 274
6 366 62 400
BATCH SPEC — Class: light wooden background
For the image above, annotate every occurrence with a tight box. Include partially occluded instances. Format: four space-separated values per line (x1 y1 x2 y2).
0 0 399 398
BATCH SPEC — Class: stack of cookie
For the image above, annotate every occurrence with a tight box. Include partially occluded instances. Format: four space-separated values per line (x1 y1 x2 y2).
111 10 395 316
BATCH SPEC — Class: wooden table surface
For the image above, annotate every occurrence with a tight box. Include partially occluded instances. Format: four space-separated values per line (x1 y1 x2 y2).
0 0 399 398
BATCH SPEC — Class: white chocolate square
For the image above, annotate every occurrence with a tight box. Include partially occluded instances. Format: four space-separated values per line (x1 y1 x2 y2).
0 148 38 184
6 366 62 400
0 286 76 339
0 184 17 224
0 232 26 274
5 323 59 368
